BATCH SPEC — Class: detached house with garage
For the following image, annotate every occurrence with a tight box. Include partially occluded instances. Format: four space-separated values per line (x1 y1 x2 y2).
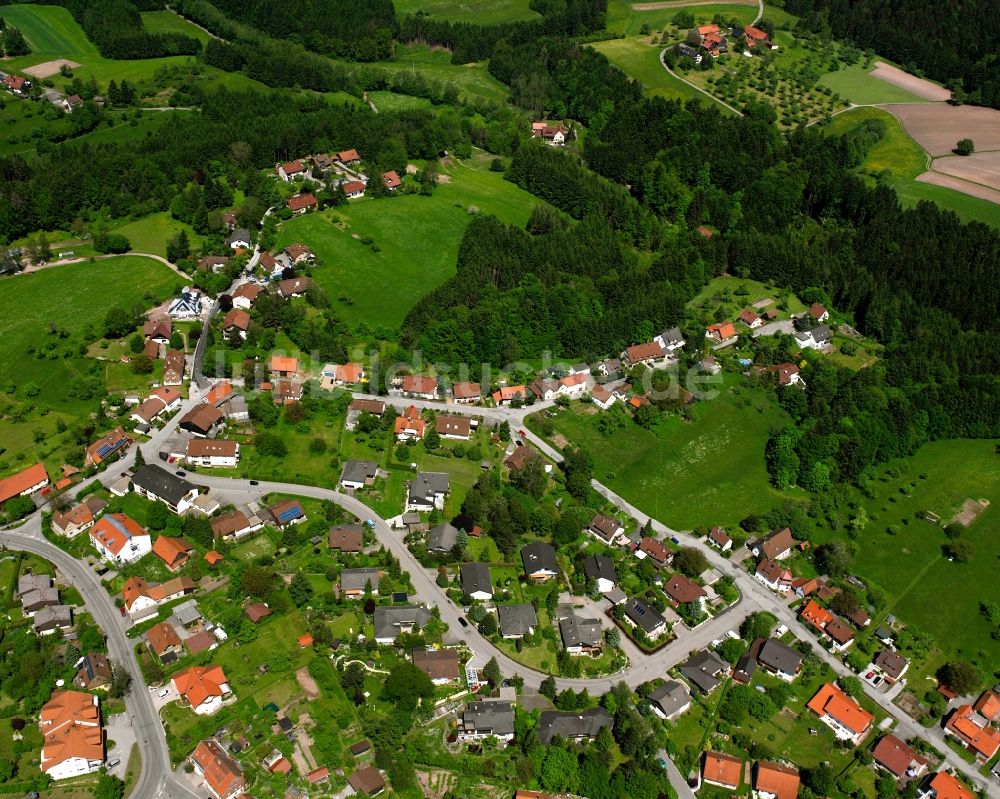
460 701 515 742
586 513 625 545
340 459 378 490
751 527 796 561
521 542 558 582
402 374 438 400
460 562 493 601
172 664 232 715
90 513 151 565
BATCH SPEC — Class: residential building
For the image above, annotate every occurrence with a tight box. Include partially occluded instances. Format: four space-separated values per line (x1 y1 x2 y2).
559 616 603 655
680 650 728 694
406 472 450 512
394 405 426 441
373 606 432 644
944 704 1000 761
269 354 299 378
226 229 251 250
348 765 386 796
460 700 515 742
664 574 707 606
452 382 482 403
163 349 186 386
90 513 151 565
771 362 801 386
708 526 733 551
622 341 664 367
581 554 617 594
172 665 232 715
243 603 271 623
168 288 202 320
751 527 796 560
874 649 910 683
152 535 193 571
19 574 59 616
287 192 318 214
460 562 493 601
492 385 527 406
285 242 314 264
755 558 793 592
706 321 738 342
340 459 379 490
39 691 103 780
341 568 380 597
132 465 199 514
73 652 112 690
277 160 305 181
222 309 250 340
504 445 537 473
536 708 612 744
757 639 803 681
402 374 438 399
753 761 800 799
973 689 1000 722
185 438 239 468
121 576 158 618
739 308 762 328
210 510 262 542
521 542 558 582
178 404 224 437
231 282 260 309
147 621 183 660
267 498 306 527
130 387 182 425
0 461 49 506
382 170 402 190
84 427 131 467
591 384 616 410
51 496 106 537
586 513 624 545
436 415 472 440
639 536 670 566
278 276 312 298
826 617 856 651
654 326 685 352
530 121 567 145
872 734 928 780
919 771 974 799
328 523 364 552
649 679 691 721
624 598 667 639
808 303 830 323
497 604 538 639
338 148 361 164
703 751 743 790
190 738 245 799
807 682 875 744
34 605 73 635
427 522 460 553
411 648 460 685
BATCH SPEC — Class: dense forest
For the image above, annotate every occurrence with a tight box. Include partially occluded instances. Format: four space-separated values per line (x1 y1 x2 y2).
783 0 1000 108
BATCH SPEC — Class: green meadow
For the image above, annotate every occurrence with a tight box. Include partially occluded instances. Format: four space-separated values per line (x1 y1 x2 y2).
140 9 212 43
274 154 539 329
393 0 540 24
818 62 930 105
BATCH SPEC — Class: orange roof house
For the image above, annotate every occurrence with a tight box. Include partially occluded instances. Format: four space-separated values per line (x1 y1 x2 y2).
492 385 527 405
190 738 245 799
269 355 299 376
973 689 1000 722
945 704 1000 760
39 690 103 778
394 405 426 439
336 363 365 384
204 381 235 407
297 633 314 647
924 771 974 799
753 761 800 799
0 462 49 505
172 665 231 714
402 374 437 397
807 683 874 742
799 599 833 633
85 427 130 466
147 621 183 658
90 513 149 559
338 149 360 163
287 193 318 213
706 321 737 341
205 550 224 566
702 751 742 789
152 536 193 571
382 170 402 190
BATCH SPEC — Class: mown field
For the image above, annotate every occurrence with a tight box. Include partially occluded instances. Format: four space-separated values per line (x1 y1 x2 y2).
530 379 800 530
823 106 1000 228
274 154 539 329
393 0 540 24
110 211 203 258
140 8 212 43
810 438 1000 682
818 61 930 105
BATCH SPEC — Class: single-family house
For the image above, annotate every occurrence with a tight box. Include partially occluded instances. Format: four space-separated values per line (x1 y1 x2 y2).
460 700 515 742
639 536 671 566
231 282 261 309
739 308 763 328
144 317 172 342
497 604 538 639
406 472 450 512
51 496 106 537
872 734 928 780
559 616 603 655
706 321 738 342
338 148 361 164
807 682 874 744
755 558 793 592
411 648 460 685
703 751 743 790
269 354 299 378
90 513 151 565
131 386 182 425
492 385 527 406
277 160 305 181
591 384 616 410
173 664 232 715
382 170 402 190
521 542 558 582
341 568 380 597
19 574 59 615
152 535 193 572
624 598 667 639
586 513 624 544
340 459 378 490
944 704 1000 761
197 255 230 273
34 605 73 636
348 765 386 797
0 461 49 507
623 341 665 367
222 309 250 340
708 526 732 551
267 498 305 528
920 772 974 799
179 404 224 438
452 382 482 403
436 415 472 440
163 349 186 386
530 122 567 145
529 378 559 402
342 179 366 199
771 362 801 386
226 229 251 250
74 652 113 691
753 761 800 799
582 554 618 594
974 689 1000 722
504 444 537 473
394 405 426 441
373 606 432 644
655 327 685 352
757 639 802 681
697 356 722 375
752 528 796 561
402 375 438 399
874 649 910 683
665 574 707 606
795 324 832 350
427 523 460 553
147 621 184 660
826 617 856 651
210 510 262 541
38 691 103 781
328 523 364 553
649 679 691 721
460 562 493 601
185 438 240 468
681 650 728 694
536 708 612 744
808 303 829 323
190 738 245 799
284 242 314 264
132 465 199 513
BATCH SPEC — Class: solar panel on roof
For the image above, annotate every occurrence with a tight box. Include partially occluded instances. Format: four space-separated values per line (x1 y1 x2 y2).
278 506 301 522
97 443 113 457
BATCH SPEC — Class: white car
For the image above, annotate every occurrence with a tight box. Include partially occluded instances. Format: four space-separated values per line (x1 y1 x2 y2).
157 688 170 698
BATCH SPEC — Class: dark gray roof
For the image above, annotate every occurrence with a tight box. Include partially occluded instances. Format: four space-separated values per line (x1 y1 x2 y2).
811 323 832 342
341 568 380 593
462 701 514 736
659 326 684 346
460 563 492 596
34 605 72 630
649 679 689 717
582 554 617 585
340 459 378 485
624 598 666 634
226 228 251 245
497 604 537 637
373 606 431 641
427 523 460 553
559 617 603 649
537 708 612 744
757 638 802 676
132 464 196 506
408 472 450 506
18 573 51 595
521 541 557 575
680 650 728 693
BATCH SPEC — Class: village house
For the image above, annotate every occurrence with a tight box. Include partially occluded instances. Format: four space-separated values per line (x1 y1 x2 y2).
406 472 450 512
521 541 558 582
873 649 909 684
272 379 303 405
739 308 763 329
649 679 691 721
185 438 240 468
808 303 830 323
18 573 59 616
222 308 250 340
702 751 743 791
340 568 380 598
172 664 232 715
342 179 366 199
498 604 538 639
33 605 73 635
536 708 612 744
348 766 386 797
197 255 230 273
382 170 402 190
411 648 460 685
144 317 172 343
755 558 793 592
147 621 184 661
210 509 262 542
751 527 796 561
226 229 251 250
681 650 728 693
753 761 800 799
4 74 31 96
460 700 515 742
190 738 245 799
492 385 527 406
277 160 306 181
321 362 365 388
163 349 186 386
771 362 801 386
328 523 364 553
340 459 379 490
623 341 665 367
373 606 431 645
559 616 603 655
436 415 472 440
267 498 306 528
757 639 803 682
278 276 312 299
90 513 151 565
0 462 49 509
152 535 193 572
687 23 727 57
427 523 460 553
872 734 928 781
529 378 559 402
530 121 567 146
591 384 616 410
807 682 874 744
654 326 685 353
586 513 625 545
664 574 707 607
919 772 975 799
178 404 224 438
130 386 182 426
582 554 618 594
639 536 671 567
451 381 482 403
39 690 103 780
285 242 314 264
168 288 202 320
705 321 738 342
269 354 299 378
708 526 732 551
402 374 438 400
132 465 200 514
944 704 1000 761
504 444 537 473
625 597 668 639
395 405 426 441
73 652 112 691
974 689 1000 722
795 324 833 350
460 562 493 600
231 285 259 314
243 603 272 624
52 496 107 537
338 148 361 165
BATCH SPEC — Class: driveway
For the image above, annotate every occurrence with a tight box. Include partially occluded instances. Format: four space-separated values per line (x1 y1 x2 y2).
104 712 137 778
149 683 179 712
752 319 796 338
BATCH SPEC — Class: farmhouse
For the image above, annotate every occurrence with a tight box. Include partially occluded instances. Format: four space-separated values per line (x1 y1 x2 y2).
436 415 472 440
90 513 151 565
38 691 103 781
402 374 438 399
807 682 874 744
649 680 691 721
521 541 558 582
460 562 493 601
536 708 612 744
0 462 49 507
702 751 742 790
340 459 378 490
411 648 460 685
131 465 199 514
530 121 567 146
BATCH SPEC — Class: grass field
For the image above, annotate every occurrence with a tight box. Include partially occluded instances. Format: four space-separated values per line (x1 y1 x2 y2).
823 107 1000 228
140 9 212 43
811 439 1000 681
393 0 540 24
818 62 930 105
274 154 539 329
530 380 799 530
590 37 718 107
110 211 203 258
688 275 806 321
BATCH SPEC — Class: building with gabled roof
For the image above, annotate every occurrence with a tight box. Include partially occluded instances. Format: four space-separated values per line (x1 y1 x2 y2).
521 541 558 582
460 700 515 741
497 604 537 639
807 682 874 744
872 734 928 780
147 621 183 660
0 462 49 506
752 527 796 561
411 648 460 684
39 690 103 780
460 562 492 600
702 750 742 789
921 771 975 799
536 708 612 745
172 664 232 715
73 652 112 690
664 573 707 605
753 761 799 799
52 495 107 537
973 689 1000 722
190 738 245 799
944 704 1000 761
402 374 438 399
582 554 617 594
90 513 151 565
84 428 129 467
152 535 193 571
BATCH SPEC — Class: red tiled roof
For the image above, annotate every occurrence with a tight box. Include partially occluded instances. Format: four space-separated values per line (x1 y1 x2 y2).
152 536 192 568
452 382 481 400
173 664 228 709
665 574 706 603
926 771 974 799
342 180 366 195
382 170 401 189
223 308 250 331
287 193 317 212
147 621 182 655
402 375 437 395
191 739 243 799
754 761 799 799
205 550 224 565
706 321 737 340
338 149 360 163
702 751 742 787
90 513 146 556
640 536 669 564
974 689 1000 721
800 599 833 631
807 683 874 735
279 160 305 174
872 734 927 778
0 462 48 504
946 704 1000 759
625 342 664 363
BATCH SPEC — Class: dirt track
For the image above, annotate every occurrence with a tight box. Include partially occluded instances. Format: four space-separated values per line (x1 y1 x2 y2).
870 61 950 101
